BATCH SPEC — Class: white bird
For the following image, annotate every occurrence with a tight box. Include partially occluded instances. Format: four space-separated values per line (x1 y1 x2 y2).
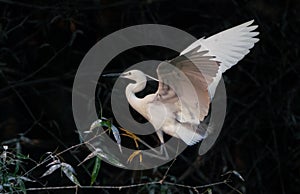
120 20 259 150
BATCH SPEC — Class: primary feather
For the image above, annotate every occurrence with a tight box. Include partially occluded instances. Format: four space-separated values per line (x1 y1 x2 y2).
181 20 259 98
122 20 259 146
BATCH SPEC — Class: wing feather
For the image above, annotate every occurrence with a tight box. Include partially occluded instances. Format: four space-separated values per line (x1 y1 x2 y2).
156 47 219 121
150 20 259 145
180 20 259 98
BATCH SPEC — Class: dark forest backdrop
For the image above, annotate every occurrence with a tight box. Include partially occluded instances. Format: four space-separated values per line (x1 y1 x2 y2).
0 0 299 193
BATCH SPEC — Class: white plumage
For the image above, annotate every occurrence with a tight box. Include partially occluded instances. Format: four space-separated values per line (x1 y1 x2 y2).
121 20 259 147
181 20 259 98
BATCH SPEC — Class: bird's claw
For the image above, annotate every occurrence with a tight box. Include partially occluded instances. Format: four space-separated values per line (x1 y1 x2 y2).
127 150 143 163
120 127 140 148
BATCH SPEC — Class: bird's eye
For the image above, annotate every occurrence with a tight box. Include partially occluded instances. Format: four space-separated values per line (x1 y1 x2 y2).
128 72 131 75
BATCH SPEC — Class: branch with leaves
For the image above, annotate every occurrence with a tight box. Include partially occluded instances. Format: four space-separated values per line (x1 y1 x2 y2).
0 118 245 194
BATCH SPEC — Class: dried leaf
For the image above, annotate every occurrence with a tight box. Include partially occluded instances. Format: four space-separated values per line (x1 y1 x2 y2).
232 170 245 182
111 125 122 153
111 125 121 144
222 170 245 182
78 151 96 166
61 164 80 186
41 164 61 177
61 163 76 174
46 159 60 167
95 152 125 168
19 176 36 182
89 119 102 131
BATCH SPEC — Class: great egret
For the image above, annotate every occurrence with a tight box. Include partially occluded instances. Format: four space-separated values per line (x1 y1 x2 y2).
103 20 259 160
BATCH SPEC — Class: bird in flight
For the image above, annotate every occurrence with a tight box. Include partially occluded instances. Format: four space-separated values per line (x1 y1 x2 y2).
102 20 259 160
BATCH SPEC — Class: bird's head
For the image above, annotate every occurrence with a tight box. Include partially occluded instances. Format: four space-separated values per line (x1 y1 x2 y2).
121 70 146 82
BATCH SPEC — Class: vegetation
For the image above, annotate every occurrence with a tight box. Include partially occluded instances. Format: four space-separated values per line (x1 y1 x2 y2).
0 0 299 193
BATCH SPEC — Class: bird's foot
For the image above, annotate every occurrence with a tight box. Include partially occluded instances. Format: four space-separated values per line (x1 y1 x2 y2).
127 150 143 163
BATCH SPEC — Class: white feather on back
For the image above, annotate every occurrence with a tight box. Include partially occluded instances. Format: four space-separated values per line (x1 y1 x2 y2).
180 20 259 98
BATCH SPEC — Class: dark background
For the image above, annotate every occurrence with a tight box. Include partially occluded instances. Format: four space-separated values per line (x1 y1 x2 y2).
0 0 299 193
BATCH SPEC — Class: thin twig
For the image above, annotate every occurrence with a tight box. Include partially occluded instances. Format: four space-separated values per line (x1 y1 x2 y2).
159 157 177 183
224 182 243 194
9 179 227 193
23 129 109 177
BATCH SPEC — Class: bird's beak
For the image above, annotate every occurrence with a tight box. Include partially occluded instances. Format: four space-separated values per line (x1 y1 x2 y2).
102 73 121 78
145 74 159 82
120 72 131 78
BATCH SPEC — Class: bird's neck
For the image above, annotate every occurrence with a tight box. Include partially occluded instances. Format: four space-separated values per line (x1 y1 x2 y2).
125 79 147 114
129 79 147 94
125 80 146 100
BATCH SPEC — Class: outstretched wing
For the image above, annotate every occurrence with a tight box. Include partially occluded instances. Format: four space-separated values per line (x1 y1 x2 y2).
156 46 219 122
153 46 219 145
152 20 258 145
181 20 259 98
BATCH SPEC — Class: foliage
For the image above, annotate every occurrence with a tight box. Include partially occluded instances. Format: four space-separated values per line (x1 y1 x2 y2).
0 145 34 193
0 0 299 193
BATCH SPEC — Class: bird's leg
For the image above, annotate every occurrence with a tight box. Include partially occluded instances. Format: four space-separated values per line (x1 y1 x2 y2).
156 130 169 159
127 130 171 163
135 143 169 161
137 130 170 160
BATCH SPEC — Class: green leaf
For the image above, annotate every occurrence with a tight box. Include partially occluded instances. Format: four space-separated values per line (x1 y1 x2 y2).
16 153 29 160
17 179 26 194
90 156 101 185
13 159 20 175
